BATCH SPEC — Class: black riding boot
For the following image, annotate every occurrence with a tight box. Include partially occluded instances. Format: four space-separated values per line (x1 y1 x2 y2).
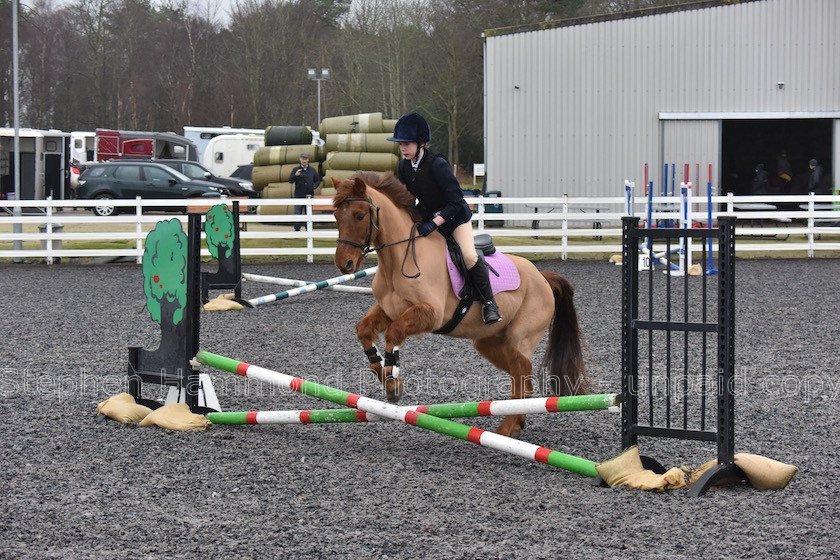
468 257 502 324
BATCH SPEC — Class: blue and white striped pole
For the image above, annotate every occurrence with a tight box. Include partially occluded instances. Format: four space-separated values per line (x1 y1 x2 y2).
243 266 378 308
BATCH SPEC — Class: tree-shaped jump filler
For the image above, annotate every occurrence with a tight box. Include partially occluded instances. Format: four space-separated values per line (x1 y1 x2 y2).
205 204 236 260
142 219 188 326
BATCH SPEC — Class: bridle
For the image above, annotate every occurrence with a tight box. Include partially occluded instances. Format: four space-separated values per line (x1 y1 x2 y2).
335 196 422 278
335 196 380 255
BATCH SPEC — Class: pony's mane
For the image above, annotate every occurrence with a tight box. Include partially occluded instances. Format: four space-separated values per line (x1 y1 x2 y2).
334 171 421 222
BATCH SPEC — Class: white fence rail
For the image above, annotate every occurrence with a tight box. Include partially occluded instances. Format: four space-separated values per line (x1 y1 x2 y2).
1 193 839 264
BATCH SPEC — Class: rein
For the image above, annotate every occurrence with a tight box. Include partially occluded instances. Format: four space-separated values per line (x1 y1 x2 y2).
336 196 422 279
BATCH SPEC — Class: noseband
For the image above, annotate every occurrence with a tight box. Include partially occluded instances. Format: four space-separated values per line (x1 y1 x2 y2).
336 196 380 255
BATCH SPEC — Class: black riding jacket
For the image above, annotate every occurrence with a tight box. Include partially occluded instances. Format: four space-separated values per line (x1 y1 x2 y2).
396 148 471 234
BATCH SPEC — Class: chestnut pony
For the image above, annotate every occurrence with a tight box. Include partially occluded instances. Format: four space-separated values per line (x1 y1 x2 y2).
332 172 589 437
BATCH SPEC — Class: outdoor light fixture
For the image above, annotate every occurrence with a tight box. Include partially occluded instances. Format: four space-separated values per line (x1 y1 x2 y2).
307 68 331 126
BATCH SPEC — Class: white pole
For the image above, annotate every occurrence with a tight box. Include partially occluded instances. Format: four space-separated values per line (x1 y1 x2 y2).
316 80 321 128
624 180 634 216
12 0 22 262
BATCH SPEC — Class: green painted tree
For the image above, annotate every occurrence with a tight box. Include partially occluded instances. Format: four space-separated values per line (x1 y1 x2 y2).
142 219 188 326
205 204 236 259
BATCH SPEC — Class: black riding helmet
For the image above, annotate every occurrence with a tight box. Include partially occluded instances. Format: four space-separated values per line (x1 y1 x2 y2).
387 112 431 143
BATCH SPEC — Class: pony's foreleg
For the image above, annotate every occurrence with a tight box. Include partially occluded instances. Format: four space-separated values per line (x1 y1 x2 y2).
474 337 534 438
356 304 392 386
378 302 438 402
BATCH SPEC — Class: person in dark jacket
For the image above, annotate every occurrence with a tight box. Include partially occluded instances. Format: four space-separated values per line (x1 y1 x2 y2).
288 152 321 231
387 112 501 324
808 158 826 194
751 163 770 195
776 151 792 192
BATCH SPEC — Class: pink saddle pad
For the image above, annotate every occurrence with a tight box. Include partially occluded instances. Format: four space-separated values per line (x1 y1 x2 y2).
445 251 520 298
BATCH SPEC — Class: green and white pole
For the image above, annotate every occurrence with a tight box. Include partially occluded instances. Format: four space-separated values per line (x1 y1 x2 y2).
207 393 620 425
245 266 377 307
197 351 600 477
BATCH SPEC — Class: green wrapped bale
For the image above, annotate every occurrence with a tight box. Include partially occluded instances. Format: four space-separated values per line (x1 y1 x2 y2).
251 164 297 191
319 112 384 135
382 119 397 133
257 183 295 215
254 144 321 166
319 169 356 191
323 152 399 172
315 183 337 198
264 126 313 147
324 133 400 155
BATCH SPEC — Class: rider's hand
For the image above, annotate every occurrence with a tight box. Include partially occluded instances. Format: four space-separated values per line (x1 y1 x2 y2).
417 221 438 237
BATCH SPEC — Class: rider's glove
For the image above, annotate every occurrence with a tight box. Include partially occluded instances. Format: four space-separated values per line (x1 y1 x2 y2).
417 221 438 237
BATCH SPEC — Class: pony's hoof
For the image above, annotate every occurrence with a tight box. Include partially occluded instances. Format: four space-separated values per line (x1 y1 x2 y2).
496 415 526 438
383 377 403 402
496 426 522 439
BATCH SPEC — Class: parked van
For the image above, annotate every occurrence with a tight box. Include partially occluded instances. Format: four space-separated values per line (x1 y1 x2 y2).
202 134 264 177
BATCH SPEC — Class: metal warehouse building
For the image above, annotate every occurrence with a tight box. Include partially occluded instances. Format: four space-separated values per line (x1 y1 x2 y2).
483 0 839 198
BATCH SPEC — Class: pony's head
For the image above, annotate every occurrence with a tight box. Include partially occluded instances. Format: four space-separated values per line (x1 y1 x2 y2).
332 171 419 273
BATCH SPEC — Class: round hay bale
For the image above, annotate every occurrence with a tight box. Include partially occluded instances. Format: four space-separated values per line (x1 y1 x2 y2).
251 164 297 190
319 112 384 135
382 119 397 133
258 183 295 215
264 126 313 147
323 152 399 172
320 169 356 191
324 133 400 155
254 144 321 167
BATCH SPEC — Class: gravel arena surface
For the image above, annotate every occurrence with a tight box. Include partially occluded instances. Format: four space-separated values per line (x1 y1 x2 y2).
1 258 838 559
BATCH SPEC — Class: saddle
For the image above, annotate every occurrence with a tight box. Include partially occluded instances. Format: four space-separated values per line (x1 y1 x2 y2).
435 234 520 334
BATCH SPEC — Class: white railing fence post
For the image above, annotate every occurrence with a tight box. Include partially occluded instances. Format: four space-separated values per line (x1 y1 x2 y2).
807 192 815 258
562 193 569 260
45 196 54 265
136 197 143 263
306 196 314 264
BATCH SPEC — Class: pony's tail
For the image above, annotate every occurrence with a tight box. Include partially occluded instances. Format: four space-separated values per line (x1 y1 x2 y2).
540 271 590 396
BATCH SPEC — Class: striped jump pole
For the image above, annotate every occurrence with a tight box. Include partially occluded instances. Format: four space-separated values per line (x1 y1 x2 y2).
196 351 600 477
242 272 372 294
207 393 620 425
242 266 378 308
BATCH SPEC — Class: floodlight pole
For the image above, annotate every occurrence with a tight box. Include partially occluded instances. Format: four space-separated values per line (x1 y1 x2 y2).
307 68 330 128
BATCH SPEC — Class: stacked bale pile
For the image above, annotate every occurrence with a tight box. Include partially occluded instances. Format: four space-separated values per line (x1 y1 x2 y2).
317 112 399 200
252 126 322 215
251 115 401 217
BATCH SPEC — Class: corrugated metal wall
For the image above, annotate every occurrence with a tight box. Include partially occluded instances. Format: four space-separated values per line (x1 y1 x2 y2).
485 0 840 197
661 120 720 191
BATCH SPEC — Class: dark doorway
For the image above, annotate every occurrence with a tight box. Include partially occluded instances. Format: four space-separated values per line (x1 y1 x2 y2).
4 153 38 199
45 154 63 199
721 119 832 195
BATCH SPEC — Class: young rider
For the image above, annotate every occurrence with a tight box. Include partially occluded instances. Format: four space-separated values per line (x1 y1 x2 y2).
387 112 501 324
